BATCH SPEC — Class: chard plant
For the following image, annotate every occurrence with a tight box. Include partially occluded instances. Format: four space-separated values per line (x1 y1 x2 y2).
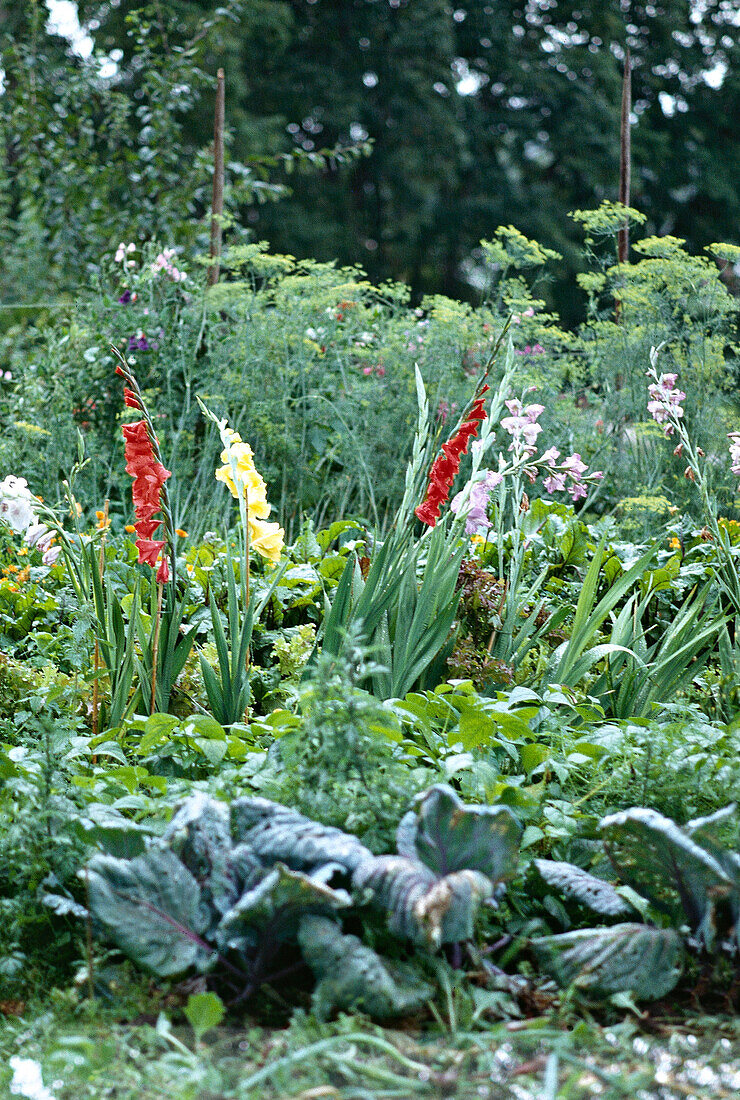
76 784 522 1019
532 803 740 1002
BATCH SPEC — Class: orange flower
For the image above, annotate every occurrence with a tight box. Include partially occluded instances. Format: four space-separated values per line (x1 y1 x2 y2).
95 510 111 530
125 524 136 533
175 528 188 538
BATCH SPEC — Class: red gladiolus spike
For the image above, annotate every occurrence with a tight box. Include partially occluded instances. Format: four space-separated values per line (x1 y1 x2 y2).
122 410 171 580
136 538 165 567
415 384 489 526
124 387 142 409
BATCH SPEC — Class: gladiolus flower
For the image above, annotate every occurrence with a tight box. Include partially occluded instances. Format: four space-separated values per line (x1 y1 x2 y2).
213 421 285 562
415 385 490 526
136 538 166 567
248 518 285 564
122 416 171 582
647 371 685 437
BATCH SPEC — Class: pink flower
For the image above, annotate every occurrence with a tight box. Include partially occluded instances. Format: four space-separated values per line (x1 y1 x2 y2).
647 373 685 436
544 472 567 494
43 544 62 566
561 453 587 479
524 403 545 422
362 366 373 375
568 482 588 502
500 416 522 435
541 446 560 465
485 470 504 489
521 421 543 447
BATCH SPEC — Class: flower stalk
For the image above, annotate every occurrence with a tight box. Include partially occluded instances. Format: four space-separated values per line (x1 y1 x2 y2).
647 346 740 615
112 345 177 595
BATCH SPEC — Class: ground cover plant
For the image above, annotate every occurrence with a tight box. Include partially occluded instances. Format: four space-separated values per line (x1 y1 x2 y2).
2 9 740 1096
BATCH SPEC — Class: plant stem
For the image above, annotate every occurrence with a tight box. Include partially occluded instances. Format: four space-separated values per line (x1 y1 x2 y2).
91 500 109 742
151 581 164 714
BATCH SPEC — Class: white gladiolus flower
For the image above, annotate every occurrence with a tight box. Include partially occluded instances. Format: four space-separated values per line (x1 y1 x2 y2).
0 475 39 533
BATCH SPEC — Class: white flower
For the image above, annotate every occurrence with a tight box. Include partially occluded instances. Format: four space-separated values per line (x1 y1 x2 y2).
9 1056 57 1100
0 475 39 533
25 523 50 548
1 496 35 533
42 543 61 566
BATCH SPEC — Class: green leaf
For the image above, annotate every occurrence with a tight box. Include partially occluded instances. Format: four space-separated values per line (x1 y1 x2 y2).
353 856 493 946
83 847 211 977
298 915 433 1020
531 924 683 1000
599 807 733 943
73 805 154 859
533 859 637 918
400 784 522 883
184 992 225 1041
218 863 351 951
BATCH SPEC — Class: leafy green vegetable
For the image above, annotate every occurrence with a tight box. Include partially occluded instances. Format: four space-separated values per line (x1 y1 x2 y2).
531 924 683 999
599 806 734 947
83 847 212 977
298 915 433 1019
532 859 636 919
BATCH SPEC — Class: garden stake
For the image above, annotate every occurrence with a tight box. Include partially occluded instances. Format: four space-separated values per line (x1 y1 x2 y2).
243 482 251 724
615 48 632 329
618 48 632 266
83 866 95 1001
208 67 225 287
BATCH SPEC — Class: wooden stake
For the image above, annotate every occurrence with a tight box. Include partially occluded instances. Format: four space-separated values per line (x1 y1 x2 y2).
617 49 632 265
208 68 225 287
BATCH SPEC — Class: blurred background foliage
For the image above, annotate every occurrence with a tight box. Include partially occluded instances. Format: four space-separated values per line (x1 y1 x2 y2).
2 0 739 320
0 0 738 537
